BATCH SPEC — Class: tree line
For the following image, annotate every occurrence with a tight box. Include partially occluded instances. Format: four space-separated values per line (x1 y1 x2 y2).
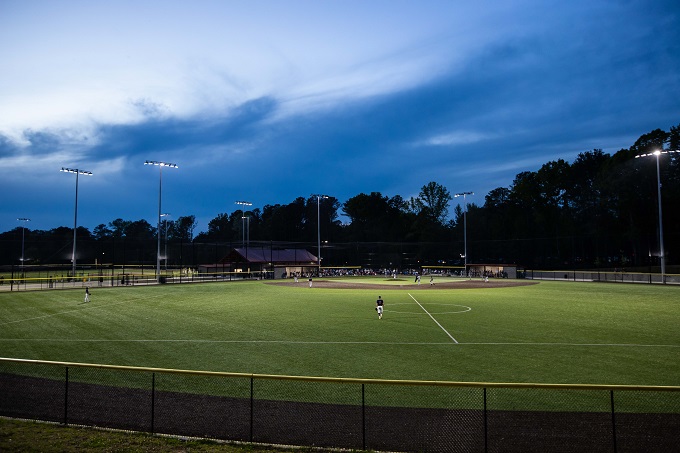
1 124 678 269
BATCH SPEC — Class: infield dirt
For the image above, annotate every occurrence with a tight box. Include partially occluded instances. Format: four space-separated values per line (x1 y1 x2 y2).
268 278 538 290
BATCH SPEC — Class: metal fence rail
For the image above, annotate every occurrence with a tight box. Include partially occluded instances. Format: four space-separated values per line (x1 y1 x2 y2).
1 358 678 452
3 268 680 292
525 269 680 285
0 270 271 292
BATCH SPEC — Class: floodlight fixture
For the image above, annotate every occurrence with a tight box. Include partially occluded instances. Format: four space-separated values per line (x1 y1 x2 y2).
454 192 474 271
634 149 678 283
145 160 178 281
61 167 93 277
634 149 677 158
144 160 178 169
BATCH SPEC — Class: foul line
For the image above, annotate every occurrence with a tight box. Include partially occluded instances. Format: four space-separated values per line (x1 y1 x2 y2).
408 293 458 344
1 338 677 348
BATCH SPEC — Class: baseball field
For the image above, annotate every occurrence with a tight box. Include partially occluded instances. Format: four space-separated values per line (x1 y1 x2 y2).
1 276 678 386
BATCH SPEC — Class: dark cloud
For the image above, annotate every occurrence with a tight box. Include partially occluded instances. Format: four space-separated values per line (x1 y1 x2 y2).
1 1 679 233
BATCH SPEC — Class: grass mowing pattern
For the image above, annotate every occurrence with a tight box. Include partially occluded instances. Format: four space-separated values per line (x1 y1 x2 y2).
0 279 678 387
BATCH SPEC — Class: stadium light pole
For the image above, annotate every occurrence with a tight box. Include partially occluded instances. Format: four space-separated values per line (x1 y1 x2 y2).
314 194 329 276
454 192 474 273
17 218 31 271
145 160 178 282
634 149 678 284
61 167 93 277
242 216 250 245
161 213 171 270
235 201 252 247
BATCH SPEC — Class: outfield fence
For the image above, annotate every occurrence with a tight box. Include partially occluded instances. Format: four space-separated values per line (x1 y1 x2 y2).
525 269 680 285
0 268 271 292
1 358 678 452
3 267 680 292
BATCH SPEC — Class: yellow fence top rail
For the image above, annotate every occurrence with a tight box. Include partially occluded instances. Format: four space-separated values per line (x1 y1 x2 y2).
2 357 678 392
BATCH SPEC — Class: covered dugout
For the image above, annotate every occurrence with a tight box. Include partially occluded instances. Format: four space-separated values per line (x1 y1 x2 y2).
199 247 319 279
467 263 517 279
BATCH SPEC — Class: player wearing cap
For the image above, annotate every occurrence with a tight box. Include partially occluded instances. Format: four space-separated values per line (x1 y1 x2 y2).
376 295 384 319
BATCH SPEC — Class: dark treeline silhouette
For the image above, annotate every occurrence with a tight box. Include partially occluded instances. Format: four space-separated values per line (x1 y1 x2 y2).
1 124 678 270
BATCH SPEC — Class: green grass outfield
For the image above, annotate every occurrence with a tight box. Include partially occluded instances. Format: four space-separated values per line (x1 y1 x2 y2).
0 277 678 386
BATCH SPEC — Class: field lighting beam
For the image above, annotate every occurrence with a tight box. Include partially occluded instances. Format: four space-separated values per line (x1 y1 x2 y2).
60 167 93 277
17 218 31 270
145 160 178 282
635 149 678 284
235 201 252 247
314 195 329 276
454 192 474 272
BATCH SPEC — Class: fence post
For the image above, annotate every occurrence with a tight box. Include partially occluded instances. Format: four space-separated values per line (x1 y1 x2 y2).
362 383 366 451
250 376 254 442
150 372 155 434
610 390 618 453
484 387 488 453
64 367 69 425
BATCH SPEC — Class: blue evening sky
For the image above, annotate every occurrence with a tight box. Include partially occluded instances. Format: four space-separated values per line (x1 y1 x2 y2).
1 0 679 234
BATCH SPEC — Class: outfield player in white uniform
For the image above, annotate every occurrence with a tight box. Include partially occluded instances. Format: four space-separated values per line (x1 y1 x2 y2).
376 296 384 319
84 287 90 303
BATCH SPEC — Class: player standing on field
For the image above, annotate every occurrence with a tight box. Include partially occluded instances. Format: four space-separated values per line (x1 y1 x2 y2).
376 295 384 319
84 287 90 303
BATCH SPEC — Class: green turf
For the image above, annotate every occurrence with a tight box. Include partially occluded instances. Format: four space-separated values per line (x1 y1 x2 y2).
0 279 678 387
0 418 300 453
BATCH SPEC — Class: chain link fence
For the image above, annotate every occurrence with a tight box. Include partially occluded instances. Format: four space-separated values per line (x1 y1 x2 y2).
525 269 680 285
0 263 273 292
3 266 679 293
1 358 678 452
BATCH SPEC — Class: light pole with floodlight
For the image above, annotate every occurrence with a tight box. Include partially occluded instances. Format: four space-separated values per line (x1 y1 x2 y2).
61 167 93 277
242 216 250 244
144 160 178 281
235 201 252 247
314 194 329 276
454 192 473 273
634 149 678 283
17 218 30 271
